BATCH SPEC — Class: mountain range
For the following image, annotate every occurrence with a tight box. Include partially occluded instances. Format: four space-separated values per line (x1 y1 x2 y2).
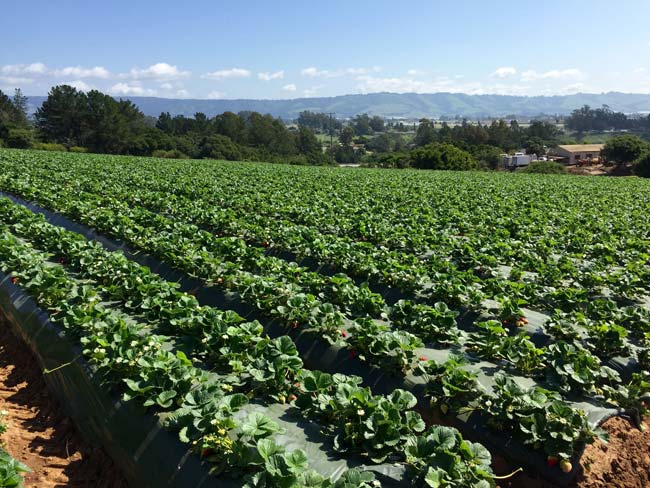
26 91 650 120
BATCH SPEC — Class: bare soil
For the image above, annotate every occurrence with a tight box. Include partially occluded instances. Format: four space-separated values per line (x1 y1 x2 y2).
575 416 650 488
496 415 650 488
0 323 127 488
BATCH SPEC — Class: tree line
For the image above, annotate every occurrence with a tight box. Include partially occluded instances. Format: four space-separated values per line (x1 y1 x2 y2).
0 85 329 165
2 85 649 176
565 105 650 133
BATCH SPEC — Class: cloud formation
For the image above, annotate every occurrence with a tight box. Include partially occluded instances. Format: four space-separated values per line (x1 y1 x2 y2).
122 62 189 80
258 70 284 81
492 67 517 78
521 68 581 81
202 68 251 80
301 66 380 78
109 82 157 96
282 83 297 92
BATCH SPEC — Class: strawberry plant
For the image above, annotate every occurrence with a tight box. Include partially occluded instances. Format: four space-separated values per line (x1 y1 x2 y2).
405 426 495 488
416 356 484 414
348 319 423 372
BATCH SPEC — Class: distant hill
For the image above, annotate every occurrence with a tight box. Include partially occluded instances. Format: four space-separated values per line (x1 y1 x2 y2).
26 91 650 120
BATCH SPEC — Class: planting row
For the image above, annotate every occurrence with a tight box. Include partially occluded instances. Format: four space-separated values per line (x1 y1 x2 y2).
0 194 634 479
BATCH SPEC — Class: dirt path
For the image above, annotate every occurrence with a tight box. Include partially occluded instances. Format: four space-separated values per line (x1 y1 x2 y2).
0 323 127 488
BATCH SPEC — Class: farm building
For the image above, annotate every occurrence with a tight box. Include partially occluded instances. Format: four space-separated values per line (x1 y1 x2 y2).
550 144 605 165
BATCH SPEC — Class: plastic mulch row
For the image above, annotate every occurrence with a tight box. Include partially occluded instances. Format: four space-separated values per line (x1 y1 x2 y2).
0 191 638 487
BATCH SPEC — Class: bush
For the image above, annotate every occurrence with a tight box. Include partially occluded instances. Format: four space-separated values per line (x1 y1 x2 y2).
6 128 33 149
602 135 647 165
152 149 189 159
633 152 650 178
33 142 67 152
522 161 566 174
364 152 411 168
410 143 477 170
197 134 244 161
69 146 88 153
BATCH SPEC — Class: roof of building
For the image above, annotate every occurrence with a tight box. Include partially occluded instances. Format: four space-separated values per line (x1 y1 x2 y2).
556 144 605 153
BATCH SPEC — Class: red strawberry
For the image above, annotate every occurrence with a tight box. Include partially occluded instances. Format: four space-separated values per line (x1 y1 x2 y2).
11 277 18 284
547 456 559 467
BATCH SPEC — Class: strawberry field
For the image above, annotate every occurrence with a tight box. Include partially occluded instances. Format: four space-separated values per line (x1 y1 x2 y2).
0 148 648 487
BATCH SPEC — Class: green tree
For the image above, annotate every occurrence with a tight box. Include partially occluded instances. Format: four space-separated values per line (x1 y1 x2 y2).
602 135 647 165
369 115 385 132
633 151 650 178
470 145 503 170
366 133 391 153
6 128 33 148
340 126 354 145
414 118 436 146
35 85 86 146
352 113 372 136
12 88 29 127
524 138 545 157
297 127 323 156
410 143 477 170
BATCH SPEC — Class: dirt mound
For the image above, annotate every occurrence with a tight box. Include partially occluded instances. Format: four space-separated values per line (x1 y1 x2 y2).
575 416 650 488
0 323 127 488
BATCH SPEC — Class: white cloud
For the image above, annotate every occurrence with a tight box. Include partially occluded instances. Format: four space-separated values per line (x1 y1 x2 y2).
301 67 327 77
122 62 189 80
633 67 646 74
282 83 297 92
175 89 189 98
344 67 380 75
492 67 517 78
0 76 34 85
160 82 173 90
207 90 226 99
67 80 94 91
109 82 157 96
521 68 581 81
407 69 424 76
301 66 380 78
258 70 284 81
1 62 48 75
53 66 110 78
354 74 542 96
202 68 251 80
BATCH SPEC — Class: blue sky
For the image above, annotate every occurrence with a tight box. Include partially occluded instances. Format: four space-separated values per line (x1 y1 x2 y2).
2 0 650 99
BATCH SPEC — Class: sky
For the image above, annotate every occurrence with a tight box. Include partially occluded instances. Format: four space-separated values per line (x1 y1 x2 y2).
1 0 650 100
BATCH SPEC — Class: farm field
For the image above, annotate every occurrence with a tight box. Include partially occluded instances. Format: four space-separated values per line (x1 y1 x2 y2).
0 148 649 487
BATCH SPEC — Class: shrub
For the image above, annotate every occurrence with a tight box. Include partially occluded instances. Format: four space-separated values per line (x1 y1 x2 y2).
633 151 650 178
69 146 89 153
410 143 477 171
602 135 647 165
522 161 566 174
6 128 33 149
152 149 189 159
33 142 67 152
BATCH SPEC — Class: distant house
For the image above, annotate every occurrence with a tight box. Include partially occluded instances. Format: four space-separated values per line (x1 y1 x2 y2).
550 144 605 165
